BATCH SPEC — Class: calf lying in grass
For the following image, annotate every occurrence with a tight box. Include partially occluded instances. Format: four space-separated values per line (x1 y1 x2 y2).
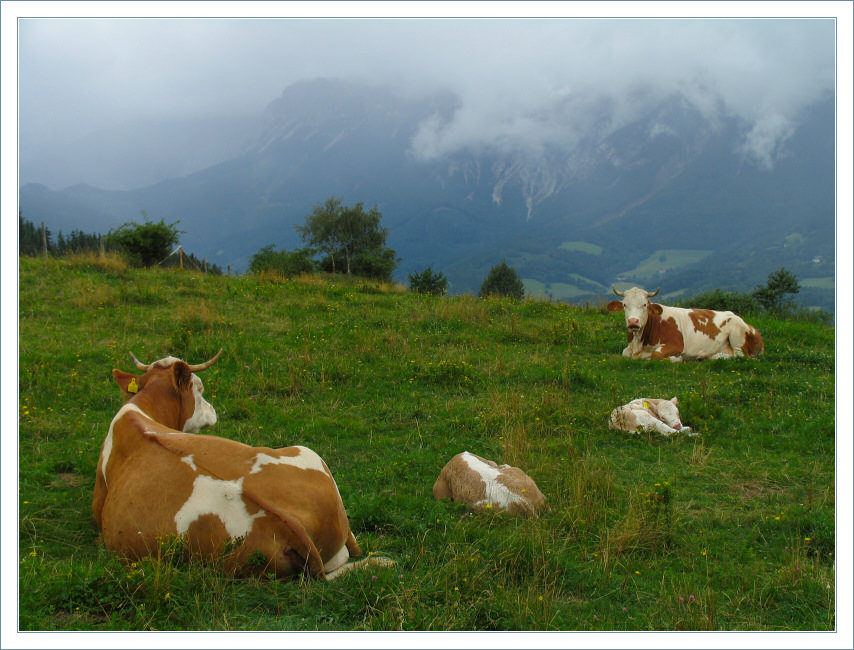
609 397 697 437
433 452 546 517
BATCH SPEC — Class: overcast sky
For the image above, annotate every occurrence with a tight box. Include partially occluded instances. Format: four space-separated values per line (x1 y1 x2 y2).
15 11 837 168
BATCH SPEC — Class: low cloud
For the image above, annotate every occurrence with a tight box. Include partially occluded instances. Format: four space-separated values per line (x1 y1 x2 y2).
399 20 835 167
17 17 836 172
739 114 798 170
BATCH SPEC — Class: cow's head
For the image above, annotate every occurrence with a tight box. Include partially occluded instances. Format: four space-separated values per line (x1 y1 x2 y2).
112 349 221 432
655 397 683 430
607 286 661 333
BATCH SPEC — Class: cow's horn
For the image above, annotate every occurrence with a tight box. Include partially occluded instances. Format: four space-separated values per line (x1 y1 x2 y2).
611 284 626 297
647 287 660 297
129 351 150 371
187 348 222 373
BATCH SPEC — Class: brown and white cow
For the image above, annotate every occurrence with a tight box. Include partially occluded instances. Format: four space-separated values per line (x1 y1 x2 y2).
606 286 764 362
609 397 697 437
93 350 390 579
433 452 546 517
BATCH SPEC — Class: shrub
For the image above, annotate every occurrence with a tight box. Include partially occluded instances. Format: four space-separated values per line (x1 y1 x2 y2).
677 288 758 314
349 247 400 282
408 267 448 295
106 215 183 267
478 260 525 299
248 245 317 277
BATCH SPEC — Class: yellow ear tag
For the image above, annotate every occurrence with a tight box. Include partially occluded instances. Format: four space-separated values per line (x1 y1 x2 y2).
128 378 139 394
643 401 650 409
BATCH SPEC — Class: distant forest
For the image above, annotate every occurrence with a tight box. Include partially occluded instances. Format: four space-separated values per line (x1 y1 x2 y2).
18 214 223 274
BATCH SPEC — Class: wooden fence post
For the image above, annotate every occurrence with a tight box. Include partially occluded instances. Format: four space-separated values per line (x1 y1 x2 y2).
227 266 231 277
179 247 183 269
41 222 47 258
203 257 207 274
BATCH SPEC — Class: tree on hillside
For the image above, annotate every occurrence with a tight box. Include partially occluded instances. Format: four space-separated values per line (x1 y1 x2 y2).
55 229 103 255
248 244 317 277
408 266 448 295
19 213 49 256
295 197 398 278
478 260 525 299
753 267 800 314
107 213 183 267
347 247 400 282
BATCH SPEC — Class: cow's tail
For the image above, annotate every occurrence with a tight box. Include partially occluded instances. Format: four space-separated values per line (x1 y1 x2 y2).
324 555 395 581
743 327 764 358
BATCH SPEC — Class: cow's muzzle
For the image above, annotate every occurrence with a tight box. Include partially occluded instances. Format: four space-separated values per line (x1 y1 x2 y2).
627 319 640 332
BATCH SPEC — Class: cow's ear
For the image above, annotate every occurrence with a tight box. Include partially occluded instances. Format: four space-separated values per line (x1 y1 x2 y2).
649 303 663 315
113 369 142 401
671 397 679 405
171 361 194 392
606 300 624 312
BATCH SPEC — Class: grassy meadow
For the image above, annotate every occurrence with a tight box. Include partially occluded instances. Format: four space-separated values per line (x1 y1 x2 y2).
17 254 836 632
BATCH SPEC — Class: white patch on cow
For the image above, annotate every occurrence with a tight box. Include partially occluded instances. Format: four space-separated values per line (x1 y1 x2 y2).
460 452 525 510
181 454 198 471
174 475 266 538
101 403 148 487
323 543 351 574
249 446 328 475
182 374 217 433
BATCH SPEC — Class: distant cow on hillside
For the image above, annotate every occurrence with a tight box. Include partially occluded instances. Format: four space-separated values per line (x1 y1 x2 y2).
93 350 390 580
607 286 763 362
433 452 546 517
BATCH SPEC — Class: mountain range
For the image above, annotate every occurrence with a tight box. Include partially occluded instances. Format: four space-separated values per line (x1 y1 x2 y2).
19 77 835 310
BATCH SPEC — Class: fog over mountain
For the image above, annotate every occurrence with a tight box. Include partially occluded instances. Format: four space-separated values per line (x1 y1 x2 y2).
18 18 834 191
19 76 835 309
13 16 839 310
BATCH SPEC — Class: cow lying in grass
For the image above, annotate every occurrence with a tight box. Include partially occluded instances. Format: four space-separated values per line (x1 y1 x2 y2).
433 452 546 517
93 350 390 579
609 397 697 437
607 286 763 362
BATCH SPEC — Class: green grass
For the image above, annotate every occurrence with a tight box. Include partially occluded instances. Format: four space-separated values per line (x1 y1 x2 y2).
17 254 836 631
801 277 834 290
619 249 713 281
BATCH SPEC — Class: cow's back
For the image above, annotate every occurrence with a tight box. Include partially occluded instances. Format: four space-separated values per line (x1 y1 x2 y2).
99 418 352 577
664 306 761 360
434 452 545 517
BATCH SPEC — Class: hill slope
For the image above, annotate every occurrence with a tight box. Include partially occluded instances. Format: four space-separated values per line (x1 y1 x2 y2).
18 256 835 631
